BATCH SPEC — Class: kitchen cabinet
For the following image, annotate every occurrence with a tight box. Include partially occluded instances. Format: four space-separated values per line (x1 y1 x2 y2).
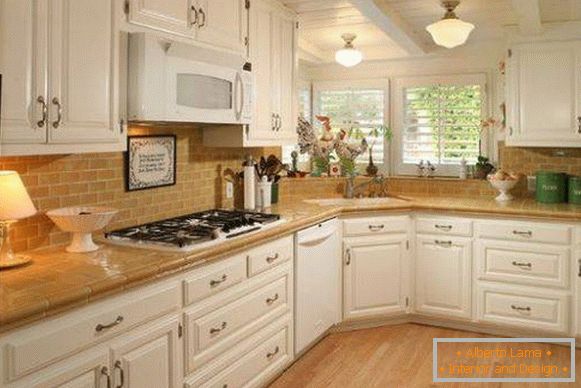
125 0 247 54
204 0 297 147
505 40 581 147
343 235 409 320
415 235 472 320
110 316 181 388
0 0 125 156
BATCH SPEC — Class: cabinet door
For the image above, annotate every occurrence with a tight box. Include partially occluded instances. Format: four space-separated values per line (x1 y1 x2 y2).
127 0 194 37
110 316 181 388
276 12 296 142
248 0 275 142
47 0 121 145
344 236 408 320
507 42 580 146
415 236 472 319
196 0 245 53
0 0 48 145
13 349 110 388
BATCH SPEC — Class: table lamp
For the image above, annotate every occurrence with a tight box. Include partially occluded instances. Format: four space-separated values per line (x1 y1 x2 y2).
0 171 37 268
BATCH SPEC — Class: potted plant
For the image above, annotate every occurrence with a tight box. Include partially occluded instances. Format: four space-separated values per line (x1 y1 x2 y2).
474 156 495 180
349 125 393 176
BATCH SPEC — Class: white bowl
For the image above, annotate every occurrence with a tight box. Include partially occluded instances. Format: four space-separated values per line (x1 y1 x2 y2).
46 207 118 253
488 178 518 202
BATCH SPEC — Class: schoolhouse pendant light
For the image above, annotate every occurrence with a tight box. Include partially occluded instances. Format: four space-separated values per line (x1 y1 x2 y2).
335 33 363 68
426 0 474 49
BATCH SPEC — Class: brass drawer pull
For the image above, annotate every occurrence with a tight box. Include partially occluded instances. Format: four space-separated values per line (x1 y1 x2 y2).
435 224 452 231
511 305 531 312
210 321 227 334
114 361 124 388
266 253 280 263
266 346 280 360
190 5 198 25
210 274 228 287
101 366 112 388
37 96 48 127
368 224 385 231
52 97 63 128
512 230 532 237
266 293 279 305
345 248 351 265
434 240 452 247
512 261 532 269
96 315 124 332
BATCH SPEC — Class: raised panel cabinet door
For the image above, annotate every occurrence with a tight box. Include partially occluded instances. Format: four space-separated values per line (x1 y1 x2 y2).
276 12 296 141
0 0 48 145
47 0 121 145
109 316 181 388
127 0 194 38
415 236 472 320
248 0 275 141
508 42 579 146
195 0 245 53
344 236 408 320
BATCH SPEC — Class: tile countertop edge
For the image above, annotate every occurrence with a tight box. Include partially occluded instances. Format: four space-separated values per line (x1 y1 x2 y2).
3 196 581 333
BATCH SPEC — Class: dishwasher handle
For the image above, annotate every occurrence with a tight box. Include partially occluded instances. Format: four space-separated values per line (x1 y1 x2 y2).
297 219 338 246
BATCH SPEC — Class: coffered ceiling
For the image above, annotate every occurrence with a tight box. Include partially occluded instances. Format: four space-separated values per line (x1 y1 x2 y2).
282 0 581 65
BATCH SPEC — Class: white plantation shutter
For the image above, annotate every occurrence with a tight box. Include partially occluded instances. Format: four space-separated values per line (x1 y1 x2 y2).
314 80 389 165
394 75 486 176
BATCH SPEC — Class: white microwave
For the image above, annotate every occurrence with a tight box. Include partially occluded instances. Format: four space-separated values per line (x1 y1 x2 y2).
128 33 252 125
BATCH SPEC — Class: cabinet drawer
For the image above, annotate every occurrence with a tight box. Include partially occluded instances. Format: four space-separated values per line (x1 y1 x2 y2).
201 326 289 388
3 281 180 381
475 221 571 244
185 264 291 373
247 236 292 277
416 217 472 237
477 284 569 334
476 240 569 288
343 216 409 237
184 255 247 305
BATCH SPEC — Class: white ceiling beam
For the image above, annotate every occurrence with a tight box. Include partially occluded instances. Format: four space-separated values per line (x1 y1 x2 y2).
510 0 543 35
351 0 429 56
297 37 328 64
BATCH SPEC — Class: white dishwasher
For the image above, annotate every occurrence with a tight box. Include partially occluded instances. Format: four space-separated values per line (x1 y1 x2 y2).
295 218 341 355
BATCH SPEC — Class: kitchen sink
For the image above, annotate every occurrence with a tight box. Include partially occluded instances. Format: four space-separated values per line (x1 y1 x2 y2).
303 197 410 206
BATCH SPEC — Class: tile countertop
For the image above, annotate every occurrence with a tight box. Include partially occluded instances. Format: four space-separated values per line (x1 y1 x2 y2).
3 195 581 333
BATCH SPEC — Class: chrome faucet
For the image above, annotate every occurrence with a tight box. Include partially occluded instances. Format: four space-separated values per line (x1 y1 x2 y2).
344 175 388 199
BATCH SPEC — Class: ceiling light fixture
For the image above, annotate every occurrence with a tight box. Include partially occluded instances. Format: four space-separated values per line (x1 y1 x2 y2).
426 0 474 49
335 33 363 68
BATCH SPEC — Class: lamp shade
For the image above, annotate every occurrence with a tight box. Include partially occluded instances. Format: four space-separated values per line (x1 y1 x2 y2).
335 47 363 68
0 171 37 220
426 18 474 49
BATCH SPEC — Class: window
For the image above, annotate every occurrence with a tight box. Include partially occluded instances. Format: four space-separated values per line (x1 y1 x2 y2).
393 74 487 176
313 80 389 165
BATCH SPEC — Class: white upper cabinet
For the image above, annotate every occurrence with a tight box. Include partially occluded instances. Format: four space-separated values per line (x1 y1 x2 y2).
506 41 581 147
126 0 247 54
195 0 246 52
0 0 48 145
0 0 125 156
126 0 194 38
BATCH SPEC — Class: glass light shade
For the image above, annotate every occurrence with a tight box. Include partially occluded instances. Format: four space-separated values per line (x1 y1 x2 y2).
335 47 363 68
0 171 36 221
426 18 475 49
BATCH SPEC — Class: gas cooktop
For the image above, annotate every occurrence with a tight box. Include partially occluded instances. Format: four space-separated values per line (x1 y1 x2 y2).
105 209 283 252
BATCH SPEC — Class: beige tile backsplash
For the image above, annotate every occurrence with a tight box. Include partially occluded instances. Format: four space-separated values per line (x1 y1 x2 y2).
1 131 579 253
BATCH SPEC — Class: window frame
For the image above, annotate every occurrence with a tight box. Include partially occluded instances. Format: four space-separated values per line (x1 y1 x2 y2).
392 73 489 177
312 79 390 170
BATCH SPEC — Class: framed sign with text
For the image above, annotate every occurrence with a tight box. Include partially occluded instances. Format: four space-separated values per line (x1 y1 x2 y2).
125 135 177 191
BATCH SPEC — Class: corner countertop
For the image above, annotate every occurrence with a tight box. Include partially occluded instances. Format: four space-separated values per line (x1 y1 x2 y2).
2 195 581 334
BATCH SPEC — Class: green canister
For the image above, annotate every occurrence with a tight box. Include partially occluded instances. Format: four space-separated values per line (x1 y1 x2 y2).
535 171 567 203
569 176 581 204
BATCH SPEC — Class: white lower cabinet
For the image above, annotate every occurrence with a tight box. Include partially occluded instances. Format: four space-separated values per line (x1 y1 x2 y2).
109 316 182 388
415 235 472 320
343 235 409 320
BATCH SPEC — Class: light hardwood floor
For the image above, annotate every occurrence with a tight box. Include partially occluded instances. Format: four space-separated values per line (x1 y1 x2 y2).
269 324 581 388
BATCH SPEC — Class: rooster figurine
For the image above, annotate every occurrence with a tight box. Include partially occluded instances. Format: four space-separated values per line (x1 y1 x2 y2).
336 129 368 160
